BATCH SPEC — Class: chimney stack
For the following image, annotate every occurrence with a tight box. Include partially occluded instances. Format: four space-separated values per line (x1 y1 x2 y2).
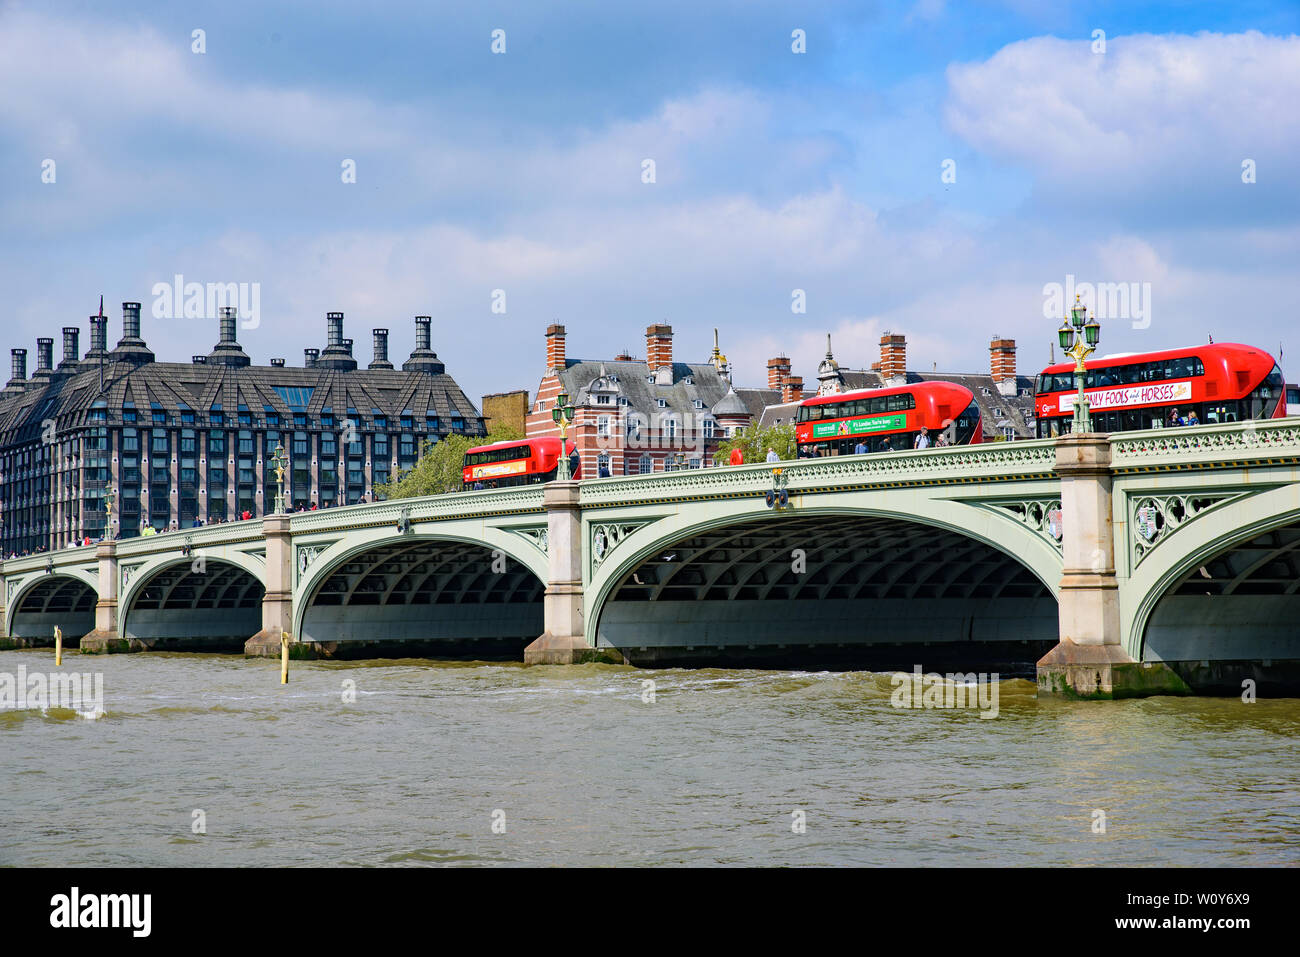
208 305 251 367
35 338 54 374
370 328 393 370
546 324 567 371
304 348 320 368
767 355 792 390
781 375 804 404
402 316 444 374
991 337 1017 394
270 358 285 368
317 312 358 370
59 326 80 372
879 333 907 382
646 324 673 380
112 301 154 365
121 301 141 341
218 307 237 344
6 348 27 391
87 314 108 358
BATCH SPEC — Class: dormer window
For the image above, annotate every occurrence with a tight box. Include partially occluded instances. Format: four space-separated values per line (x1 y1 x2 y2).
656 398 667 408
981 388 991 396
684 375 694 385
596 394 612 405
692 399 704 410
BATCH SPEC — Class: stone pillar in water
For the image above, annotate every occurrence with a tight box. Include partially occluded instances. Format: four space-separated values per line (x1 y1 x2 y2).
81 540 135 653
524 480 599 664
1037 433 1184 698
245 514 295 657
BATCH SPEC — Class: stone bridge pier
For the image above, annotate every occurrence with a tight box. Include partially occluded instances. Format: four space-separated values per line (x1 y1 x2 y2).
1035 434 1182 698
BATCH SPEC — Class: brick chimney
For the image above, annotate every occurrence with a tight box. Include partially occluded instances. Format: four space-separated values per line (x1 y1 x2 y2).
879 333 907 382
991 337 1017 395
614 349 633 362
767 355 792 389
646 324 673 373
781 375 804 404
546 324 567 371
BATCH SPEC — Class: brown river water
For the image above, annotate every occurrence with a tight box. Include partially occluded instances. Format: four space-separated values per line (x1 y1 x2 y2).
2 649 1297 866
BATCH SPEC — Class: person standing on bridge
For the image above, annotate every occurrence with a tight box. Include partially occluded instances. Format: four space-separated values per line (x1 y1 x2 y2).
765 447 780 463
914 431 930 450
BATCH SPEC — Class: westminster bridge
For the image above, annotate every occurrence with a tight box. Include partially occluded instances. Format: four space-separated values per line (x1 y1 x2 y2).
4 419 1300 698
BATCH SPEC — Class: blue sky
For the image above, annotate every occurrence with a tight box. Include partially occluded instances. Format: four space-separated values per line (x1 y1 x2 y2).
3 0 1298 400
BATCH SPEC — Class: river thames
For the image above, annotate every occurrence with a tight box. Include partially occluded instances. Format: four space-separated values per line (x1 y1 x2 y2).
2 649 1297 867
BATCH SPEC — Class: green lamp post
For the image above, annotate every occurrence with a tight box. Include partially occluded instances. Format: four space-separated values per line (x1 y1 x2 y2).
1057 295 1102 433
270 443 289 513
551 391 577 480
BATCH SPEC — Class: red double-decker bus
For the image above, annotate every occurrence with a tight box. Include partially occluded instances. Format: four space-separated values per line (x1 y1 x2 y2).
462 437 579 489
795 381 983 456
1034 343 1286 437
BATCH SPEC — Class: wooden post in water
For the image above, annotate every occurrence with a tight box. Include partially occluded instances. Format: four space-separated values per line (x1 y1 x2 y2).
55 626 63 667
280 632 290 685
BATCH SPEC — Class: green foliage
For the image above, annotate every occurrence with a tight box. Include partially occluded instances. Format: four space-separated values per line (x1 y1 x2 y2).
377 425 524 499
713 422 797 465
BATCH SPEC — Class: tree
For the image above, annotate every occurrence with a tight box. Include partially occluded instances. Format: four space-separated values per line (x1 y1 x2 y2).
713 422 797 465
377 425 524 499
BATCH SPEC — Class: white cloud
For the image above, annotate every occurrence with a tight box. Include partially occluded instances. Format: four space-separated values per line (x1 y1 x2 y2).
944 31 1300 194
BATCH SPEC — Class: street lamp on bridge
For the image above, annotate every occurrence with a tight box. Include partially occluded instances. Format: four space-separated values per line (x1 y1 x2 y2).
1058 295 1101 433
552 391 576 480
102 485 116 541
270 443 289 514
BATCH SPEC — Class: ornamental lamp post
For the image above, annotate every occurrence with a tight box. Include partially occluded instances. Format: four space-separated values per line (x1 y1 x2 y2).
1057 295 1101 433
102 485 116 541
551 391 576 480
270 443 289 513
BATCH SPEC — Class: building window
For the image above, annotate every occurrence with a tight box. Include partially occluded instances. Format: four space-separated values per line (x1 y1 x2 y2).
639 454 652 474
656 398 667 408
596 394 611 405
703 418 715 439
597 415 611 438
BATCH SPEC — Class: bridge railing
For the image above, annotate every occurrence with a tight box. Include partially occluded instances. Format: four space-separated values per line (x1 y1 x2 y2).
286 483 548 534
1110 418 1300 469
578 438 1061 506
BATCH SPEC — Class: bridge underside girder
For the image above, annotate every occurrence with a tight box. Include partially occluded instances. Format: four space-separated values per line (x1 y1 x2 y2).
1144 521 1300 689
598 515 1057 669
301 541 543 658
10 577 96 643
125 562 264 652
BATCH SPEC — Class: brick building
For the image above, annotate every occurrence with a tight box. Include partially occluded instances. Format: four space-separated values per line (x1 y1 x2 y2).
526 324 775 475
